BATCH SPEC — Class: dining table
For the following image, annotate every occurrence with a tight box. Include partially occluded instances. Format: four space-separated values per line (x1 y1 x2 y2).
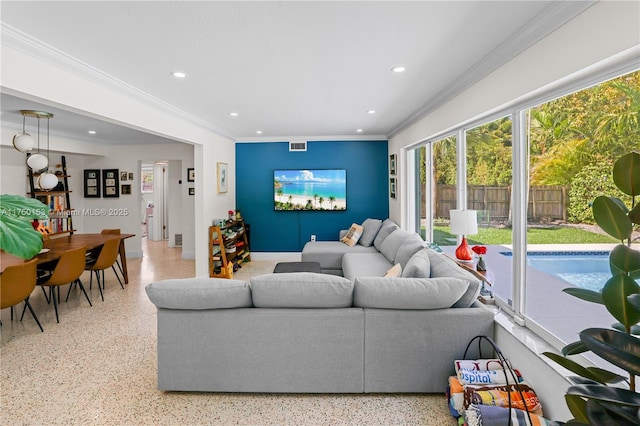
1 233 134 283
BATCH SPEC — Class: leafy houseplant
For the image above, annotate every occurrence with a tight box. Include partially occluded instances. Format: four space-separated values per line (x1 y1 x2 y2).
0 194 49 259
543 151 640 425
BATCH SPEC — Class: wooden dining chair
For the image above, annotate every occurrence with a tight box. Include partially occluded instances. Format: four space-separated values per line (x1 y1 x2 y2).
1 259 43 332
36 246 89 323
86 237 123 302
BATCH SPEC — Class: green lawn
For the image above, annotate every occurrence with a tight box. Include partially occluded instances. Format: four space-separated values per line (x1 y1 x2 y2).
431 225 618 246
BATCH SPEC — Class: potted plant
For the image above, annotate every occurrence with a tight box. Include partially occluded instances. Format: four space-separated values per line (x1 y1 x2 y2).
543 151 640 425
0 194 49 259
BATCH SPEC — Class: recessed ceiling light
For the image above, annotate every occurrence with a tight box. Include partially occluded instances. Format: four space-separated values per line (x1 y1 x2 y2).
172 71 186 78
256 130 263 134
88 130 97 134
391 66 406 73
229 112 238 117
367 110 376 114
356 129 363 133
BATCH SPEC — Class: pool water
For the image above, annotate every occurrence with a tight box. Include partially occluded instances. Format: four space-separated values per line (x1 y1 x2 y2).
501 251 611 292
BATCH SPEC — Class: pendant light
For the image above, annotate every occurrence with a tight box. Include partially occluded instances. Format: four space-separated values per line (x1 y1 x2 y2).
12 113 35 152
37 112 58 190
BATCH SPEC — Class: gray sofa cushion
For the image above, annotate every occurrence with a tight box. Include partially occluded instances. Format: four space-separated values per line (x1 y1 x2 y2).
394 234 426 269
373 218 399 251
402 249 430 278
379 228 412 264
358 218 383 247
302 241 379 272
342 253 392 281
426 249 482 308
250 272 354 308
353 277 470 310
145 277 252 310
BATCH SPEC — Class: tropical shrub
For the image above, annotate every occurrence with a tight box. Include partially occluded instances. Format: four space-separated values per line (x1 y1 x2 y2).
0 194 48 259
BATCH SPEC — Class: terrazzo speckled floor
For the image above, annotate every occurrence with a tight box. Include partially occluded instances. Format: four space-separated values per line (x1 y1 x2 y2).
1 239 456 425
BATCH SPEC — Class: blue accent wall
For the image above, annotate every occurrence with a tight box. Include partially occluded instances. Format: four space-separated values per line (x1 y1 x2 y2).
236 140 389 251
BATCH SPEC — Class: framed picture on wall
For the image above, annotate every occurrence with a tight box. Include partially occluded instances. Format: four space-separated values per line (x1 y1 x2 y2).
121 184 132 195
103 169 120 198
389 154 397 175
217 162 228 193
390 177 396 199
83 169 101 198
187 168 195 182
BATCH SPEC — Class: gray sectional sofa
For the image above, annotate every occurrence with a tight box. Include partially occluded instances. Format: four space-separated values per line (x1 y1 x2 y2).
145 219 495 393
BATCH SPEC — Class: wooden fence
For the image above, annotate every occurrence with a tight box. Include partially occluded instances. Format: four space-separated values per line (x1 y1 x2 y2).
424 185 568 222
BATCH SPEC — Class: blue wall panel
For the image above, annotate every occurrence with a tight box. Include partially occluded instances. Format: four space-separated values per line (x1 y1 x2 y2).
236 140 388 252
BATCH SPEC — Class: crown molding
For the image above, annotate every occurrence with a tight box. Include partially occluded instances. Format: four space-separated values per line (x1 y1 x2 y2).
388 1 596 138
1 23 236 141
235 135 388 143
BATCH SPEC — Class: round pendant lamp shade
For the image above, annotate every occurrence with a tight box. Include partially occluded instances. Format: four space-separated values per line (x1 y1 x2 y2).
38 172 58 190
26 153 49 171
12 132 35 152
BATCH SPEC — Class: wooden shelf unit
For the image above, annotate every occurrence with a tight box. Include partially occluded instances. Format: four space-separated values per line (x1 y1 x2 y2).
208 219 251 278
28 155 76 237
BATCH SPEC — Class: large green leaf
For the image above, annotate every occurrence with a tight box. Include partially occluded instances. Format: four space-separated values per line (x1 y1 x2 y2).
580 328 640 376
628 293 640 313
609 244 640 276
564 287 604 304
543 351 613 384
568 383 640 407
0 194 48 259
563 340 588 355
565 393 589 423
602 275 640 327
592 196 633 241
629 202 640 225
585 399 640 426
612 152 640 197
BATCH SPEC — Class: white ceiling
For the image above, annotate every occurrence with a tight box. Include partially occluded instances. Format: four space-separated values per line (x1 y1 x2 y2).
0 1 594 144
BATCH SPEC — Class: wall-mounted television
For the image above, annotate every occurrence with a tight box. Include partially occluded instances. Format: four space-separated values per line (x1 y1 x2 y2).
274 169 346 211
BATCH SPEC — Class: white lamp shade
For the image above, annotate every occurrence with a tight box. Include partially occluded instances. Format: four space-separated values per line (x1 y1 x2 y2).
13 132 35 152
449 209 478 235
38 172 59 190
26 153 49 171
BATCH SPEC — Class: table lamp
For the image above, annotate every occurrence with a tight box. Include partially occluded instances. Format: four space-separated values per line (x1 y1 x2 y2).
449 209 478 261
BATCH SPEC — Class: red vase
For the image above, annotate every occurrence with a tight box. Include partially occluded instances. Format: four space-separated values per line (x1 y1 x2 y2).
455 236 473 261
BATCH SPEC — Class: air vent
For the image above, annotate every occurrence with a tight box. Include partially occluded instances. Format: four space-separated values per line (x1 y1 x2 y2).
289 141 307 152
174 234 183 246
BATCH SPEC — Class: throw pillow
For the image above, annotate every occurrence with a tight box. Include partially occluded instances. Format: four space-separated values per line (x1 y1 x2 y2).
340 223 364 247
250 272 354 308
379 228 412 263
373 218 399 251
402 249 430 278
384 263 402 277
353 276 469 310
358 218 383 247
426 248 481 308
395 234 426 269
145 278 252 310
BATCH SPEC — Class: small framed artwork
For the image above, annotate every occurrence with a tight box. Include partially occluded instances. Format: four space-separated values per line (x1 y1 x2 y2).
103 169 120 198
121 184 132 195
216 162 228 193
389 154 397 175
187 168 195 182
84 169 101 198
188 187 195 196
128 172 134 181
120 171 128 181
389 177 396 199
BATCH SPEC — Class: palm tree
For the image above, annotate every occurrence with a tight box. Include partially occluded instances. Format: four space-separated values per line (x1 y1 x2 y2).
329 196 335 210
313 194 318 208
318 196 324 209
277 188 283 203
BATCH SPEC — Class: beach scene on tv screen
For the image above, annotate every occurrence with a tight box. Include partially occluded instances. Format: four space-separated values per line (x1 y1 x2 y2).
274 169 346 211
